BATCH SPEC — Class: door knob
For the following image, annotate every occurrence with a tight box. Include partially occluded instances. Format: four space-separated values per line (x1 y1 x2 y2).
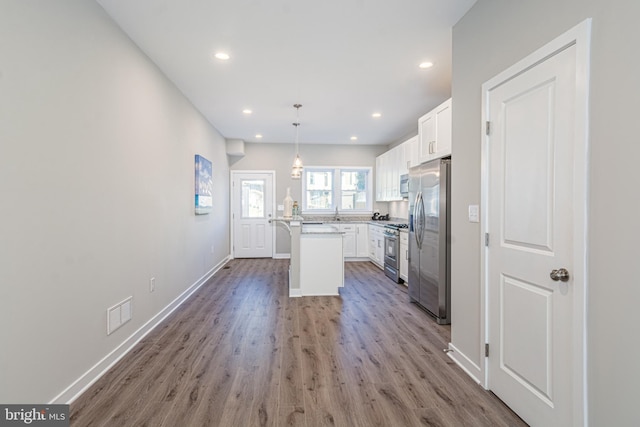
550 268 570 282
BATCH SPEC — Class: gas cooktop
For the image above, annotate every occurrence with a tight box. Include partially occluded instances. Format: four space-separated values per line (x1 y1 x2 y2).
384 223 409 229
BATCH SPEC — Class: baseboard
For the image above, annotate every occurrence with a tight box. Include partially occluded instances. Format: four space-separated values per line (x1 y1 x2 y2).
273 253 291 259
289 288 302 297
51 256 230 405
447 342 484 386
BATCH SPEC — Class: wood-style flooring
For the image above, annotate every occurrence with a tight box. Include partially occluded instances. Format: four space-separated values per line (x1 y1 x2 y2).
70 259 526 426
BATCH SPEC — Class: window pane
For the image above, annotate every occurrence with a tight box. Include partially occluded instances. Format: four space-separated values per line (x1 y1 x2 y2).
306 171 332 209
241 179 265 218
341 170 368 210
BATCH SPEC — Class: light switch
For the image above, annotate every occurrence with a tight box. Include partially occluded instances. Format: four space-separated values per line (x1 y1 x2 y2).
468 205 480 223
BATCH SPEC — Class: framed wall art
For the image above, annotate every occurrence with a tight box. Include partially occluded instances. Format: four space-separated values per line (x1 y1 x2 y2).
194 154 212 214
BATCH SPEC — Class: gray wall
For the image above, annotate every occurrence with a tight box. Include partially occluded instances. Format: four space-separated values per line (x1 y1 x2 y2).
231 143 387 254
451 0 640 424
0 1 230 402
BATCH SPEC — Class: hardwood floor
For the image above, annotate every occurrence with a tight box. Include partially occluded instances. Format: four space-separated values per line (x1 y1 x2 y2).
70 259 526 426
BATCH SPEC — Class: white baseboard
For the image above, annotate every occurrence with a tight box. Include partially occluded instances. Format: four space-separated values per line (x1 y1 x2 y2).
289 288 302 297
447 342 484 387
51 256 231 405
273 253 291 259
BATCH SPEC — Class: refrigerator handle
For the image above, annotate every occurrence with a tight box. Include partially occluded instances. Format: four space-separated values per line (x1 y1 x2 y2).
413 191 423 249
418 192 426 247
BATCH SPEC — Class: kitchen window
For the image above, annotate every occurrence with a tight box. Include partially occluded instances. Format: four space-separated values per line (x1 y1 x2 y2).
302 167 372 213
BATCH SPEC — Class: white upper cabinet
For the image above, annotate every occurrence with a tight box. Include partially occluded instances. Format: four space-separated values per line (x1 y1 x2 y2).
377 101 450 201
376 143 406 202
418 98 452 164
375 156 383 201
405 135 418 170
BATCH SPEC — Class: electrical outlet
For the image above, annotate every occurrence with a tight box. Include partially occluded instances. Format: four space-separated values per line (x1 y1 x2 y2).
210 245 215 254
149 277 155 293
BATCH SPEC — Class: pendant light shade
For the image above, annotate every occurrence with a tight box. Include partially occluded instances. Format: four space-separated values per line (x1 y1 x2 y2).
291 104 303 179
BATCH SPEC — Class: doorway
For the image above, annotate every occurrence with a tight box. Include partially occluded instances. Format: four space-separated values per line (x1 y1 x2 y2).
481 20 590 426
231 171 275 258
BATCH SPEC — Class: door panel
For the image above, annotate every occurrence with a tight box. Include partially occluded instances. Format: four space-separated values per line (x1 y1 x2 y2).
502 81 555 252
232 172 274 258
486 43 576 426
500 275 553 403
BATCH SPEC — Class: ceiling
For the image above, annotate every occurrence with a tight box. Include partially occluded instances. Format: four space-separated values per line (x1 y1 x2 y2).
97 0 476 146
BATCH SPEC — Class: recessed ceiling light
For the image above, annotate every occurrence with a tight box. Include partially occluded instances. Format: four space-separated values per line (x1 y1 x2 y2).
350 136 358 141
242 109 252 114
214 52 230 60
255 134 263 139
419 61 434 69
372 112 382 118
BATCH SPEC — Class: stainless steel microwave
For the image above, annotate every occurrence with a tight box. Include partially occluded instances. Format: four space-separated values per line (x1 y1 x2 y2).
400 174 409 198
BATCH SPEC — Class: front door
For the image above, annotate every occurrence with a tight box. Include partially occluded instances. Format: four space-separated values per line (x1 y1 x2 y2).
483 21 590 426
232 171 274 258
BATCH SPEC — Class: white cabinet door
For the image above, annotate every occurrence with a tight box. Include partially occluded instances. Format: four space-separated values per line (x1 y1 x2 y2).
434 98 452 158
375 156 384 201
399 139 411 176
389 145 401 200
406 135 419 169
356 224 369 258
368 224 385 269
339 224 356 258
418 98 452 164
399 231 408 283
381 152 391 200
418 110 436 164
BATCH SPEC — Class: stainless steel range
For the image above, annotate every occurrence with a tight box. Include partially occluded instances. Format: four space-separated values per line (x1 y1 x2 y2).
383 223 408 283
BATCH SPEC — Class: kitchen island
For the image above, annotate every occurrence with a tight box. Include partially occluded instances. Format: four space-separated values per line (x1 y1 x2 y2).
272 219 344 297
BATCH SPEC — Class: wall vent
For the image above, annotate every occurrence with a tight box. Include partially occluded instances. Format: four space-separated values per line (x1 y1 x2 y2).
107 296 132 335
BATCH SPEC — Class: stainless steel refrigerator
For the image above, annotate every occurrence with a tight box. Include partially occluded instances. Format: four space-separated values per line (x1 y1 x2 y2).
408 158 451 324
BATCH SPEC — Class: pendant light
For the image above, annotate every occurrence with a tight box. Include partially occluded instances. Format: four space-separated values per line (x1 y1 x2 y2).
291 103 303 179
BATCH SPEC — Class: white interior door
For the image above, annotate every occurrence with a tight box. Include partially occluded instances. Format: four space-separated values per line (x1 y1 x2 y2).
483 22 589 427
232 172 274 258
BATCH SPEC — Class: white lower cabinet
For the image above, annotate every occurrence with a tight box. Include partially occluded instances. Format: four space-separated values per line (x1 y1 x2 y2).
368 224 385 269
400 231 408 283
339 224 356 258
340 223 369 259
356 224 369 258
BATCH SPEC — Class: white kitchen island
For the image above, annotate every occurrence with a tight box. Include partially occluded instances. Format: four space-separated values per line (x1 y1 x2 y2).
272 219 344 297
298 224 344 296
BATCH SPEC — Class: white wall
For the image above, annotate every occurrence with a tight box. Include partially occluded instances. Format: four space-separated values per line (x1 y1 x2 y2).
451 0 640 424
0 0 230 403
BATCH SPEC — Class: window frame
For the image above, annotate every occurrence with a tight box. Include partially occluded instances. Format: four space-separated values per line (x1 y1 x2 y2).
301 166 373 214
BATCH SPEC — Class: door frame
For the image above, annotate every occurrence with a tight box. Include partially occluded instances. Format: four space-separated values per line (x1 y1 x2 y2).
480 19 591 425
229 170 276 259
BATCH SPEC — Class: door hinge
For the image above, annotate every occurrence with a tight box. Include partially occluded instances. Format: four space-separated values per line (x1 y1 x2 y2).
485 343 490 357
485 232 490 247
485 121 491 136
